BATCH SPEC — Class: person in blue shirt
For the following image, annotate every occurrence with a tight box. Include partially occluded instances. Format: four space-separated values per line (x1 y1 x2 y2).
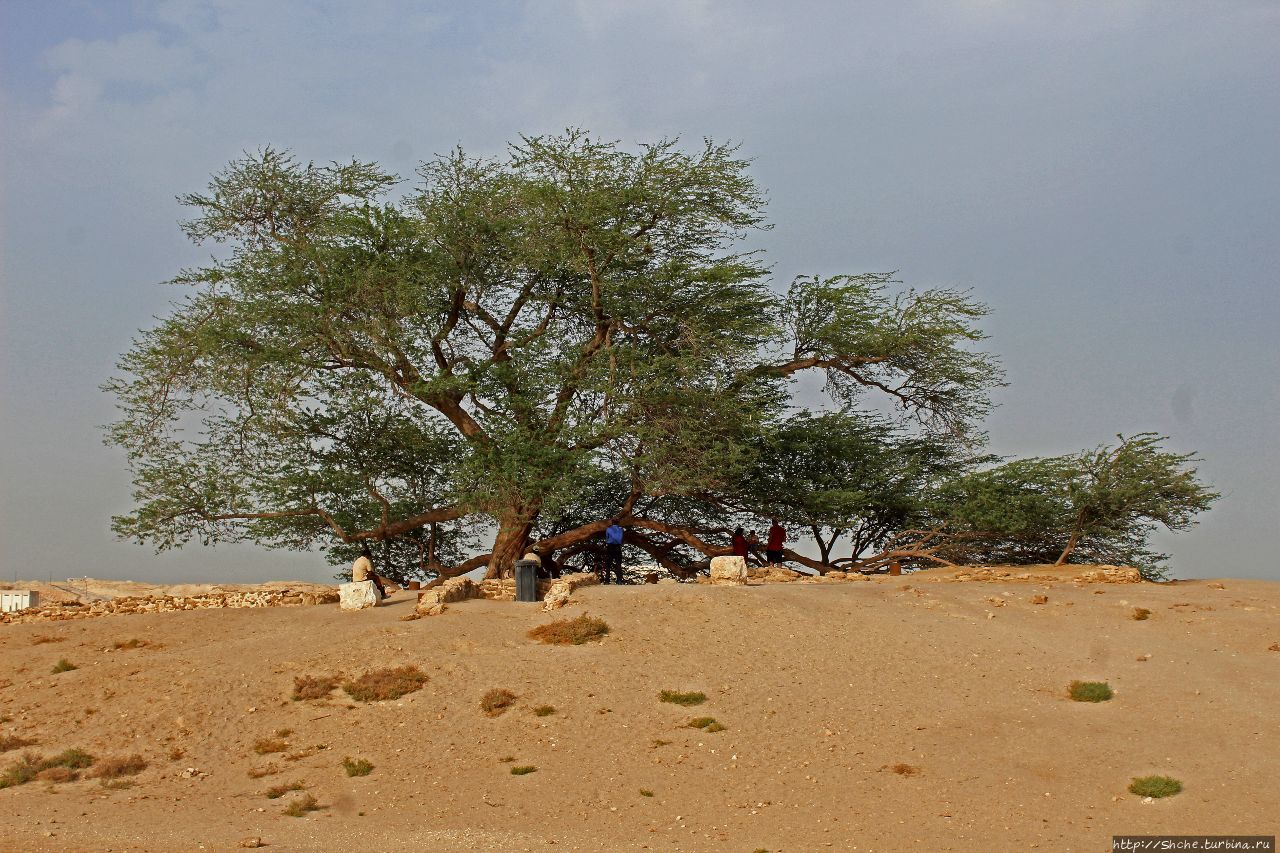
603 518 625 584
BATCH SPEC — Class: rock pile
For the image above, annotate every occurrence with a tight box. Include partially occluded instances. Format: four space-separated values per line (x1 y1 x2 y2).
942 565 1142 584
0 587 340 624
413 571 601 616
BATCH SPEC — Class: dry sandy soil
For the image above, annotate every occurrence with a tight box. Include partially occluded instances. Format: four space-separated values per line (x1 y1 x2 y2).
0 571 1276 851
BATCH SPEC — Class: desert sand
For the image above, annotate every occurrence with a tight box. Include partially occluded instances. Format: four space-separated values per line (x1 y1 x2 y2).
0 571 1276 851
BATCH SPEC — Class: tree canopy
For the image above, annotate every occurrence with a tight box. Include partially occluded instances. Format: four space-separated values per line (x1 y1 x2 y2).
106 131 1212 582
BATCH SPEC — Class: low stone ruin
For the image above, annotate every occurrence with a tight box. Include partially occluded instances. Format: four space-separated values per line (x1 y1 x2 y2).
413 571 601 616
0 587 340 624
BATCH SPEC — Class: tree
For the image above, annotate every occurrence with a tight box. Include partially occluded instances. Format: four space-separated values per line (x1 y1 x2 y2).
739 410 970 571
933 434 1218 579
105 131 1003 578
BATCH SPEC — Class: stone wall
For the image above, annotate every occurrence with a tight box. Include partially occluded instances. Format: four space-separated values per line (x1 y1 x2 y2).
0 588 340 625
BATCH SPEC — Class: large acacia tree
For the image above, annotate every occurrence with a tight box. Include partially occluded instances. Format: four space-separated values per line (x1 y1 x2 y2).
106 131 1001 578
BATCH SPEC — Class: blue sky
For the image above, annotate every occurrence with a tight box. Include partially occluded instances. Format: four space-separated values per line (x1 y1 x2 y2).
1 0 1276 583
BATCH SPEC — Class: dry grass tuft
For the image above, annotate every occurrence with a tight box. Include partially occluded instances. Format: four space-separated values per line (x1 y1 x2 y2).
659 690 706 706
99 779 136 790
51 659 77 674
510 765 537 775
687 717 717 729
481 688 518 717
282 792 321 817
292 674 340 701
30 634 66 645
264 781 306 799
0 734 38 753
650 739 672 748
533 705 556 717
1131 608 1151 621
112 638 158 650
640 788 654 797
253 738 289 755
342 757 374 777
168 747 185 762
91 755 147 779
247 764 280 779
528 614 610 645
36 766 79 783
890 763 920 776
342 666 427 702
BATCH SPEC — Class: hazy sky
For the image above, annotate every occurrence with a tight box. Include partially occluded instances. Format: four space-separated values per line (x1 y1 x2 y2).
2 0 1276 584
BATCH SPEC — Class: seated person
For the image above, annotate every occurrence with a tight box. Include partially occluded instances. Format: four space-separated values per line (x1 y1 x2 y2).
351 544 389 599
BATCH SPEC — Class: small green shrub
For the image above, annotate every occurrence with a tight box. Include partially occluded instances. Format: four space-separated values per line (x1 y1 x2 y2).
659 690 706 706
704 721 726 732
640 788 654 797
99 779 135 790
0 749 96 789
1128 775 1182 798
265 781 306 799
510 765 537 775
1069 681 1114 703
533 705 556 717
43 748 94 770
282 792 321 816
0 753 41 788
51 659 77 674
688 717 717 729
528 614 610 645
343 666 427 702
342 757 374 777
481 688 518 717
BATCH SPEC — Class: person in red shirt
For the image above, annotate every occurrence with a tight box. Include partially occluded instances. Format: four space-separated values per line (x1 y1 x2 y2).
766 519 786 569
731 527 749 558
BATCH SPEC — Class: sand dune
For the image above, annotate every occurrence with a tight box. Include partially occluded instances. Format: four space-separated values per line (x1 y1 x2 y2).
0 573 1276 851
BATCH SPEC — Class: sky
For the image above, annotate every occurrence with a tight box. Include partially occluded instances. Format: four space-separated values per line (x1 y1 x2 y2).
1 0 1276 584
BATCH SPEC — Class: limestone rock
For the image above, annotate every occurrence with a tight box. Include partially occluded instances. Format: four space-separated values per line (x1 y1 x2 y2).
339 581 379 610
709 556 747 586
542 593 570 611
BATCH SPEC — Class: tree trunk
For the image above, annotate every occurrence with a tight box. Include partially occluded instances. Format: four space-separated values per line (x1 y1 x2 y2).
485 513 535 580
1055 529 1081 566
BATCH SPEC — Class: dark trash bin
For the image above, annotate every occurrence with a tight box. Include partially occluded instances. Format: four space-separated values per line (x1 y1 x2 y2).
515 559 540 602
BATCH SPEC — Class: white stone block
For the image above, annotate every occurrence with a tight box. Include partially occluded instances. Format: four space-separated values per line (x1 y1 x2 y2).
709 556 747 585
339 581 379 610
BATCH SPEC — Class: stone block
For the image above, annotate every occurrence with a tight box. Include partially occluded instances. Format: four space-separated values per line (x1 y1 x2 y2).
339 581 379 610
709 556 747 585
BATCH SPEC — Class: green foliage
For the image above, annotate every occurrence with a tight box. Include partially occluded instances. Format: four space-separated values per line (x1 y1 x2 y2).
105 130 1003 577
936 434 1217 579
51 659 77 673
743 410 970 565
1068 681 1114 702
659 690 706 706
510 765 537 775
1128 775 1182 798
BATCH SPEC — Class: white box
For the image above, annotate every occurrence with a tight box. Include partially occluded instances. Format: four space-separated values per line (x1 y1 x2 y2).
0 590 38 612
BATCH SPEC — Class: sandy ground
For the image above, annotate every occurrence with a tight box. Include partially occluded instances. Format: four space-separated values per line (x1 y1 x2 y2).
0 574 1276 852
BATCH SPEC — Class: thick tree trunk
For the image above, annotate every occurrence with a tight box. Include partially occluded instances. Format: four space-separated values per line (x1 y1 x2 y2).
485 513 535 579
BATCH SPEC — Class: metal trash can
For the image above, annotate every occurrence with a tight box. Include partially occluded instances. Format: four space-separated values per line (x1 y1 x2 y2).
514 559 540 602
